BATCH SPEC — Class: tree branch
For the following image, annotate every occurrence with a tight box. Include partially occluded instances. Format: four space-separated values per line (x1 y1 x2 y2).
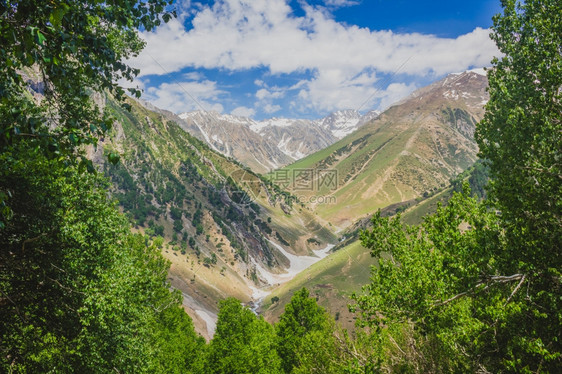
433 274 526 307
0 289 28 323
332 332 366 365
21 233 47 252
504 274 526 306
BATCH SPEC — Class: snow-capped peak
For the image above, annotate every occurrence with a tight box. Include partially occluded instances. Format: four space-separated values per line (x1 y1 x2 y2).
451 67 488 77
319 109 364 139
250 117 301 133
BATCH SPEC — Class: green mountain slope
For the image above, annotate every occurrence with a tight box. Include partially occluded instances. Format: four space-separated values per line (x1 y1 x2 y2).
263 240 376 331
279 70 488 228
262 161 490 328
92 95 336 338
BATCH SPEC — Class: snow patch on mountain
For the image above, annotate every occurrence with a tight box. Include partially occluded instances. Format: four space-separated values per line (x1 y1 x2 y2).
251 241 335 286
251 118 300 133
318 109 363 138
211 134 223 145
451 67 488 77
176 108 381 173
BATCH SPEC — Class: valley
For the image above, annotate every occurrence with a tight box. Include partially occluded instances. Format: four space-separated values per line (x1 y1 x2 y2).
94 69 490 338
97 94 339 337
5 1 559 371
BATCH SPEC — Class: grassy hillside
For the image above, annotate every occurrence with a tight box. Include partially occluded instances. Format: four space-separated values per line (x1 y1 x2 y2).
262 240 376 331
275 71 488 229
263 160 490 329
261 188 458 331
95 95 336 337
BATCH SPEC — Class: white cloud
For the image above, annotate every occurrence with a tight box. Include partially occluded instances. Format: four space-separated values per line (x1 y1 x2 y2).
182 71 205 80
263 103 282 114
376 82 418 111
254 84 287 115
143 80 225 113
133 1 497 75
231 106 256 117
129 0 499 115
256 88 285 100
295 69 379 112
323 0 359 8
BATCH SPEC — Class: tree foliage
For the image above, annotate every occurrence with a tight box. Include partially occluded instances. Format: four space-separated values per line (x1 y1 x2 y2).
353 0 562 371
353 190 505 371
206 297 282 374
477 0 561 229
206 289 357 374
0 147 203 372
275 288 343 374
0 0 174 163
476 0 562 287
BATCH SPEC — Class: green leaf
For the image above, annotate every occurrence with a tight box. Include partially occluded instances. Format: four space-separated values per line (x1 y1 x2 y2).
108 152 120 165
49 5 69 29
36 30 46 46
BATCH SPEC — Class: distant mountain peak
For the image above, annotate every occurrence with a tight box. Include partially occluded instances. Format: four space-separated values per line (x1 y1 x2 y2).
453 67 487 77
318 109 364 138
174 109 377 173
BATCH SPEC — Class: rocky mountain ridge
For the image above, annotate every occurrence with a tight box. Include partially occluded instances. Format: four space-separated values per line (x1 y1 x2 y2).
175 109 380 173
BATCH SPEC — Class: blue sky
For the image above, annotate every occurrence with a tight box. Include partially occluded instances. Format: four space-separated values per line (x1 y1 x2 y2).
127 0 502 120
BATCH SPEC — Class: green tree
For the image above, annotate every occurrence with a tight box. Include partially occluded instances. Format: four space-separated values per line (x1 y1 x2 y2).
203 256 213 267
475 0 562 370
0 0 173 163
353 190 502 372
0 1 206 372
206 298 282 374
275 288 339 373
173 218 183 233
0 148 202 372
354 1 562 371
0 0 175 228
477 1 562 253
151 306 206 374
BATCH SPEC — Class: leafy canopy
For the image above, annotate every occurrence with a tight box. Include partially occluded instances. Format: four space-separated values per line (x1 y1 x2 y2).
0 147 203 372
206 297 282 374
353 0 562 371
476 0 562 272
0 0 174 165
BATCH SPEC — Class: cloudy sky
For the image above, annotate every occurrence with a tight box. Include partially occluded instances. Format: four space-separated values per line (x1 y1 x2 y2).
127 0 502 120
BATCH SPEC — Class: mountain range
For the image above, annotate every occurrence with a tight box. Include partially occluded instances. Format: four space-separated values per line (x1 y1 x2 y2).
175 109 380 174
280 69 488 228
93 95 337 339
91 68 488 338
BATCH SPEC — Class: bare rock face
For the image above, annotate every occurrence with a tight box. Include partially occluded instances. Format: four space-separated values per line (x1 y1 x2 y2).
177 111 294 173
